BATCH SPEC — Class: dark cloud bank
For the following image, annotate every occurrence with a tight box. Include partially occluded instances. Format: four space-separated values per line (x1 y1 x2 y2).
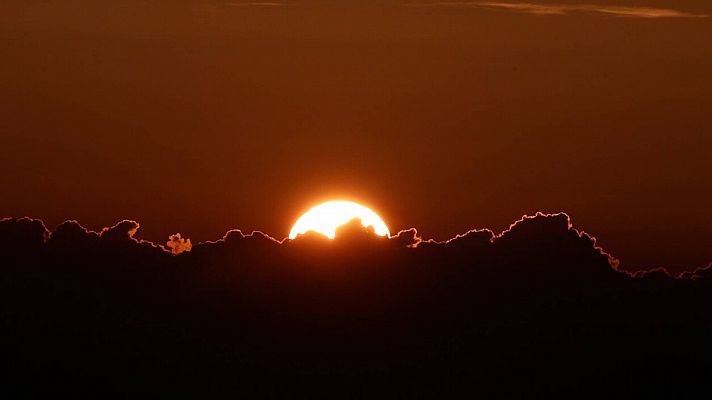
2 214 711 396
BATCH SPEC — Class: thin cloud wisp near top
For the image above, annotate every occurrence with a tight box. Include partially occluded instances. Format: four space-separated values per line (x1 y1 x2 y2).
406 2 710 18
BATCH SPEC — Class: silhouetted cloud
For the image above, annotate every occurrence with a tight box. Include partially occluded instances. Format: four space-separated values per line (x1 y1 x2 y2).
1 213 711 396
0 217 49 253
99 220 141 241
680 262 712 281
407 2 710 18
389 227 422 248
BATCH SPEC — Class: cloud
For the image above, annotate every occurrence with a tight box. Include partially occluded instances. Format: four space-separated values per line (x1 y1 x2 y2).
166 233 192 255
389 227 422 248
2 213 711 396
0 217 49 252
407 2 710 18
223 1 282 7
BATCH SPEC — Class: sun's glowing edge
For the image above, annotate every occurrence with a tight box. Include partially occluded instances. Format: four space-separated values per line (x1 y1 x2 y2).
289 201 390 240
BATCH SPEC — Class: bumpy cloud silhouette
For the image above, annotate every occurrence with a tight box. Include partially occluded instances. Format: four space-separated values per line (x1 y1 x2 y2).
1 213 711 397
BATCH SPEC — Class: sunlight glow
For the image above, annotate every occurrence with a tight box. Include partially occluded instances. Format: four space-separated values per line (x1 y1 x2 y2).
289 201 390 240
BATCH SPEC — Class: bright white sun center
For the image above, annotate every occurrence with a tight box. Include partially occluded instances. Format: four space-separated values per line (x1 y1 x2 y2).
289 201 390 240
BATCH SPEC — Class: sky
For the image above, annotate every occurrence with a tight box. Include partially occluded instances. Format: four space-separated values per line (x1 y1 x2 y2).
1 0 710 272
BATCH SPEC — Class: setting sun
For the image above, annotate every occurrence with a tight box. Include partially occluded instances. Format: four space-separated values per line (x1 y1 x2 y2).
289 201 390 240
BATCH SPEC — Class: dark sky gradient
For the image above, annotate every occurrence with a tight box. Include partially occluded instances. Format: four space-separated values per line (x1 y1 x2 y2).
1 1 710 272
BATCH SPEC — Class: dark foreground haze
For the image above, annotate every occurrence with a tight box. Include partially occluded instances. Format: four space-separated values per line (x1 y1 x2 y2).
2 214 711 396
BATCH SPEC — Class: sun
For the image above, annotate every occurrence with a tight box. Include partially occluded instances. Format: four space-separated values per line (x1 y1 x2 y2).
289 201 390 240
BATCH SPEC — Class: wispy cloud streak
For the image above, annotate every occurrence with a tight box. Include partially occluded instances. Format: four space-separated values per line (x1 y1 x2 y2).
224 2 282 7
407 2 709 18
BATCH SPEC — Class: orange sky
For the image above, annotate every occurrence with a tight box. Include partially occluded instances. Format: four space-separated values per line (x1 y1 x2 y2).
1 1 710 272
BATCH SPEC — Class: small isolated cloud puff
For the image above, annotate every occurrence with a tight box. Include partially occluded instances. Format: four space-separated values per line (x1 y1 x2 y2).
407 2 709 18
166 233 192 255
